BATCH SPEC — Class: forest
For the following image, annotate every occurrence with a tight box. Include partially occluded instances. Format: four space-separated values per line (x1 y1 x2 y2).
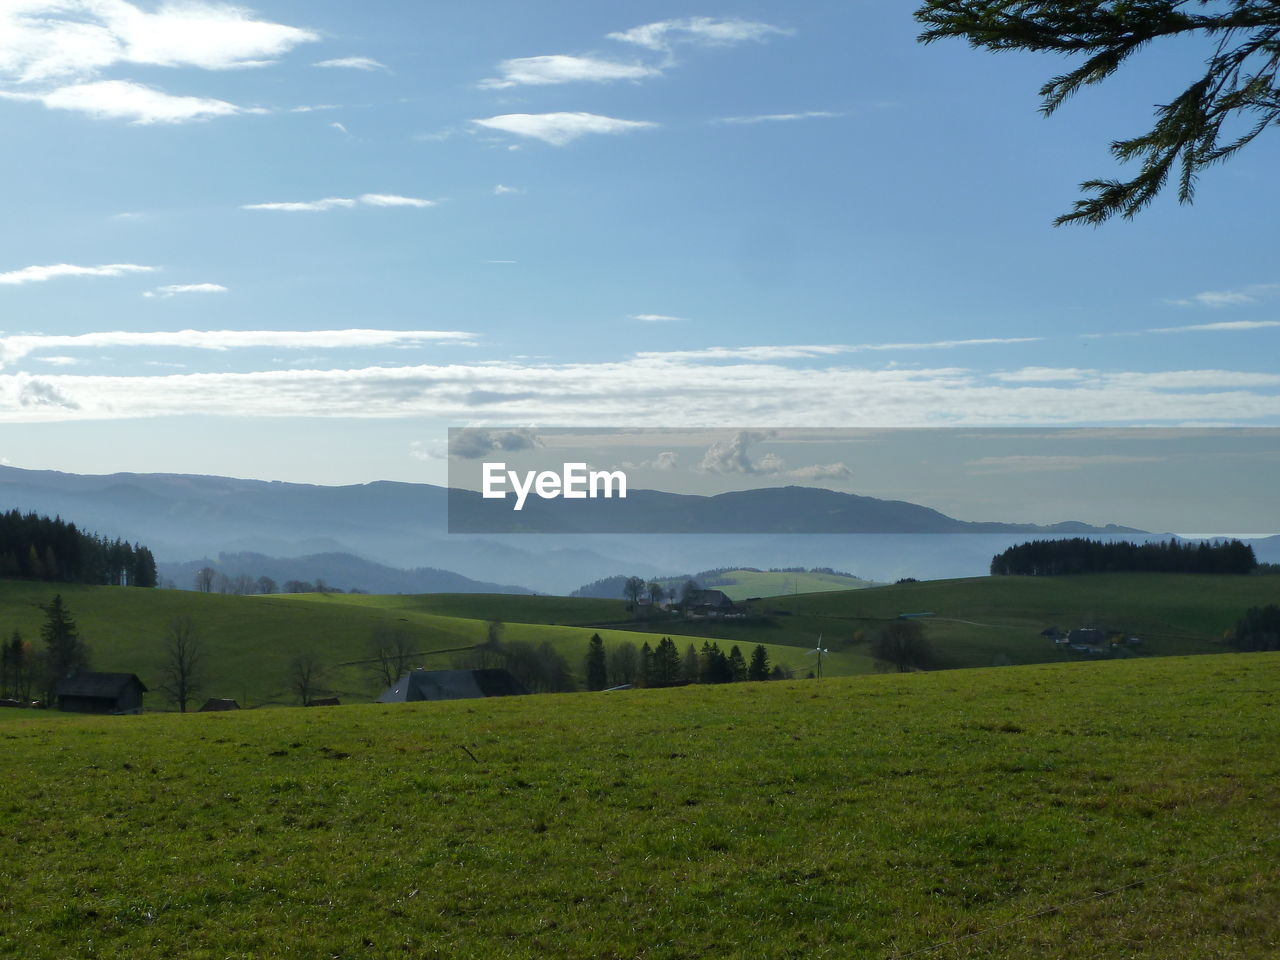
0 510 156 587
991 538 1257 577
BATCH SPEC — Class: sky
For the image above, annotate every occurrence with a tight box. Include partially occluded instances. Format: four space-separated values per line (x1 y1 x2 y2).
1 0 1278 490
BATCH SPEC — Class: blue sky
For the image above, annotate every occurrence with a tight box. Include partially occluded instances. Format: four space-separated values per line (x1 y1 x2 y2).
1 0 1278 485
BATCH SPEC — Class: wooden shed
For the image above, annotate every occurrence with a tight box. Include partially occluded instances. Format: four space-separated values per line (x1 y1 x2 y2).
55 672 147 714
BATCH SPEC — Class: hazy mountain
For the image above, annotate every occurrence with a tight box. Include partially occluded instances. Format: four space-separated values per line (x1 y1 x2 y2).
0 465 1193 595
158 551 533 596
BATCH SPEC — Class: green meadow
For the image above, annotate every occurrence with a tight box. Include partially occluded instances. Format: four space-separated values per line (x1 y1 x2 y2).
1 653 1277 958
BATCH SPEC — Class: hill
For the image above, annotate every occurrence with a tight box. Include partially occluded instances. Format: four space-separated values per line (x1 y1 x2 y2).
1 654 1276 958
607 572 1279 669
571 567 879 601
0 582 854 708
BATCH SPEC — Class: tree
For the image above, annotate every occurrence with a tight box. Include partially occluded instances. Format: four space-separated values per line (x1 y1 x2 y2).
607 640 639 686
872 620 934 673
1229 604 1280 651
679 579 700 609
369 627 417 688
132 545 157 588
282 579 312 594
646 581 666 605
622 576 646 610
651 637 681 686
748 644 771 681
288 651 324 706
915 1 1280 224
41 594 90 702
157 616 204 712
194 566 217 593
584 633 608 691
255 576 278 595
680 643 701 684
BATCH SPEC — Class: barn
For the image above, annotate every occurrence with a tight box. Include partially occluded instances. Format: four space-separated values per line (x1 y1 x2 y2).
198 698 241 712
377 668 528 703
55 673 147 714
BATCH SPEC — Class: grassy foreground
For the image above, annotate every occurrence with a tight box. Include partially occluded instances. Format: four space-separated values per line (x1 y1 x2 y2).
1 653 1277 959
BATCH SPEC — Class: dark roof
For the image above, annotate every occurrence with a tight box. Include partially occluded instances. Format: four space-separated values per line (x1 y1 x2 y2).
55 672 148 698
686 589 733 607
198 698 240 711
378 668 528 703
1067 628 1106 645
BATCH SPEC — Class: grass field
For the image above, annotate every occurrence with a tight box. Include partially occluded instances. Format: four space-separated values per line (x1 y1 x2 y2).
0 581 855 709
674 569 878 601
1 653 1277 958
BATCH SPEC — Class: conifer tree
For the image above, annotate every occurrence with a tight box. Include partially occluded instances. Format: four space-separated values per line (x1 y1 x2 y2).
41 594 89 702
748 644 771 681
584 633 608 691
916 1 1280 223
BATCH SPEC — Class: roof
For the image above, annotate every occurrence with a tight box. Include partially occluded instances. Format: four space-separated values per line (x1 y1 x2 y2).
377 668 528 703
198 698 240 711
55 672 148 698
686 589 733 607
1067 628 1106 645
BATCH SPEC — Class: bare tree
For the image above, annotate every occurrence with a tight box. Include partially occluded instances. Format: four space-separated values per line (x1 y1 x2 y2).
158 616 204 712
193 566 216 593
288 652 324 706
369 627 417 688
255 576 278 595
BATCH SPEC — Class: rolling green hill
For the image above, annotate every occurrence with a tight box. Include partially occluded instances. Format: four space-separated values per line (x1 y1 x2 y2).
0 581 854 709
689 568 878 600
613 573 1276 668
1 654 1277 958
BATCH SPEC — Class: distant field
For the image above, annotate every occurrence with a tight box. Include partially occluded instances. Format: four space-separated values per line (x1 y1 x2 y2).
1 653 1277 958
685 569 878 601
615 572 1273 668
0 582 855 709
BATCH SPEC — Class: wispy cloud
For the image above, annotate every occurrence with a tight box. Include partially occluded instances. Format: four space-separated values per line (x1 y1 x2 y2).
143 283 228 299
0 80 251 124
493 184 521 195
0 329 476 369
314 56 386 71
1147 319 1280 334
0 1 318 83
1166 283 1279 308
3 358 1279 424
242 193 435 212
993 367 1096 382
697 430 851 481
714 110 842 124
630 314 686 323
329 121 348 135
0 262 157 286
638 337 1039 361
608 17 793 52
479 55 660 89
472 112 657 146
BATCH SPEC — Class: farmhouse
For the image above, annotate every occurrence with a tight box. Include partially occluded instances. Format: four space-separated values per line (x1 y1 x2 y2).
55 672 147 714
377 668 528 703
684 589 737 616
1067 627 1107 653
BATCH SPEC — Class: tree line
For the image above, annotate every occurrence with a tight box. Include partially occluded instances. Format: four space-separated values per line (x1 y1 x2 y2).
582 633 790 690
0 594 92 704
1229 605 1280 653
991 538 1257 576
0 510 156 587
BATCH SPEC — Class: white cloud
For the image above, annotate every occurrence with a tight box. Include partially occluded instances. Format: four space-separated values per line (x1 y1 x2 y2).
0 328 476 369
479 54 660 89
0 1 318 83
449 427 541 459
608 17 792 52
143 283 228 299
639 337 1039 361
329 121 348 135
313 56 385 71
34 355 81 367
630 313 686 323
0 262 156 285
493 184 521 195
357 193 435 208
472 112 657 146
242 194 435 212
3 358 1280 424
1148 320 1280 334
715 110 842 124
1166 284 1279 308
0 79 248 123
993 367 1096 382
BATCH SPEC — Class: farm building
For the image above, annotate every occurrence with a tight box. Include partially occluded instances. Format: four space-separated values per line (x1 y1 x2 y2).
377 668 528 703
198 698 240 712
55 672 147 714
684 589 737 616
1068 627 1107 652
